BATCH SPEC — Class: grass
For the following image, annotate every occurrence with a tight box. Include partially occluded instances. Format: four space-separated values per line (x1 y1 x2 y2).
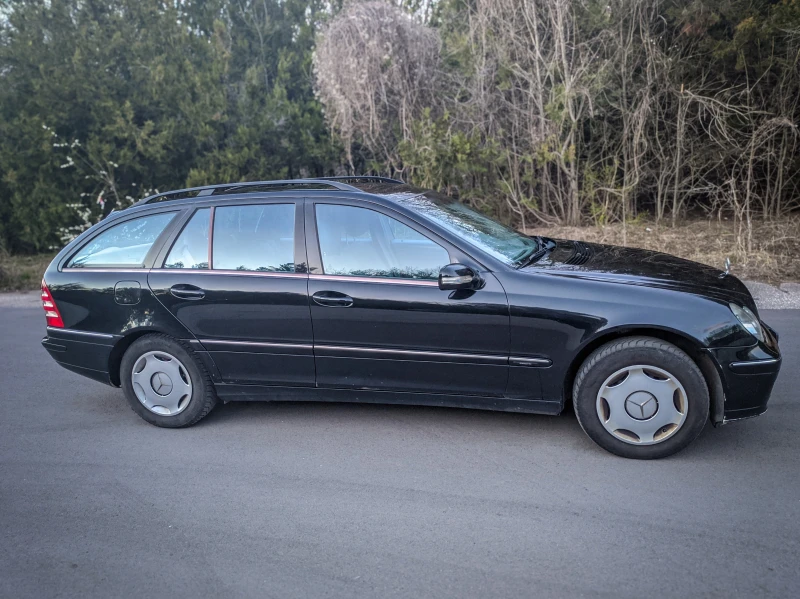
0 217 797 291
531 217 800 285
0 253 55 292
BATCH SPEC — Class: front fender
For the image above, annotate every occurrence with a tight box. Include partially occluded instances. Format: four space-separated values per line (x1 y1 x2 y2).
501 270 752 404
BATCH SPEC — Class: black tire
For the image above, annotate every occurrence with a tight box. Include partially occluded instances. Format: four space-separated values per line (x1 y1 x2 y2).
120 334 217 428
573 336 709 459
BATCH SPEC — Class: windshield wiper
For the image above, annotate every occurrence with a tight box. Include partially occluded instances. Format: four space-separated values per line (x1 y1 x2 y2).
516 236 555 268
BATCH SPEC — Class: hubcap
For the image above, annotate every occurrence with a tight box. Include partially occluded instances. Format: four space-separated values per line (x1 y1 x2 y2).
131 351 192 416
150 372 173 396
624 391 658 420
596 365 688 445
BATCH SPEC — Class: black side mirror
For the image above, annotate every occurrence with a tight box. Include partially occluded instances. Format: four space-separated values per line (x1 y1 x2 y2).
438 263 483 291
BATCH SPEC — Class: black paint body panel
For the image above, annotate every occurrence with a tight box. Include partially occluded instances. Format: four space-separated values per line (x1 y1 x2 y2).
148 270 315 386
40 186 781 423
306 275 513 396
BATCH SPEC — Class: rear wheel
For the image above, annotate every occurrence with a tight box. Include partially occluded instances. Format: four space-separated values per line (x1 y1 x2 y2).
120 334 217 427
573 337 709 459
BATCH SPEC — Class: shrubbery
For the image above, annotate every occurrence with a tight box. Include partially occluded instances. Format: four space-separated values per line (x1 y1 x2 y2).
1 0 798 254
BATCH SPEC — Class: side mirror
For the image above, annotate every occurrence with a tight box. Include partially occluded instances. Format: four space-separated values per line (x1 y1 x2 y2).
438 263 483 291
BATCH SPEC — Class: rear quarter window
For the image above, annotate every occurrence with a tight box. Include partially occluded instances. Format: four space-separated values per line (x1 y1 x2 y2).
67 212 176 268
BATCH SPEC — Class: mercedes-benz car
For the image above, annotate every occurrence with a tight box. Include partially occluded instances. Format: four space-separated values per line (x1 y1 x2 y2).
40 177 781 458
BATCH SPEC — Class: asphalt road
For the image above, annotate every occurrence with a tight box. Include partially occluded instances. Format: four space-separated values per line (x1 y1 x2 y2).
1 307 798 599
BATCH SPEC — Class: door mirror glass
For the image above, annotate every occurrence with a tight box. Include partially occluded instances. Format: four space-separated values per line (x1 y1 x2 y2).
438 264 482 290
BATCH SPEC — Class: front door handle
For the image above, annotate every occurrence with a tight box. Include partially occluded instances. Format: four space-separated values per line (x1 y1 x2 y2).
312 291 353 308
170 284 205 300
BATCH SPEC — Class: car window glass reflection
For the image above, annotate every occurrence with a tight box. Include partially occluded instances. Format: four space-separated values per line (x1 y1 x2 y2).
164 208 210 269
213 204 295 272
394 193 538 265
315 204 449 280
68 212 176 268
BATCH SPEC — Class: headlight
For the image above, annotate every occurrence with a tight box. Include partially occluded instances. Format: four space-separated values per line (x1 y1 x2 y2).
730 303 764 341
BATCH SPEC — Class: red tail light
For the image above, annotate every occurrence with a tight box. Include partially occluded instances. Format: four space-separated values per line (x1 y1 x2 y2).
41 279 65 328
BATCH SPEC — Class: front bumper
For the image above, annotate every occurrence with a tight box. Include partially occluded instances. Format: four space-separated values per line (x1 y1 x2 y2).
707 321 781 424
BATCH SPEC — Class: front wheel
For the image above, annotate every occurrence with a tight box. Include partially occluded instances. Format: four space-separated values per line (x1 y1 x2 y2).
573 337 709 459
120 334 217 428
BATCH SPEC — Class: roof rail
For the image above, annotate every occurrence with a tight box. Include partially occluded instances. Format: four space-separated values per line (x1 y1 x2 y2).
318 176 405 185
136 178 362 206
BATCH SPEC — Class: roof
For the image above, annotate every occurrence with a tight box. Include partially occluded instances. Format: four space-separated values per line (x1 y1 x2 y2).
133 176 408 207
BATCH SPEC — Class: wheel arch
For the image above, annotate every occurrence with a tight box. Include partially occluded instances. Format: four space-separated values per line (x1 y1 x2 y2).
562 327 724 424
108 328 173 387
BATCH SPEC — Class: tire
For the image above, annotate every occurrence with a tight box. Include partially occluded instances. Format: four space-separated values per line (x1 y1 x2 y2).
120 334 217 428
573 336 709 459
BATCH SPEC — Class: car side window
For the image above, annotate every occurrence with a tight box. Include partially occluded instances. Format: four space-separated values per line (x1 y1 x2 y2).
315 204 450 280
213 204 295 272
164 209 210 269
68 212 176 268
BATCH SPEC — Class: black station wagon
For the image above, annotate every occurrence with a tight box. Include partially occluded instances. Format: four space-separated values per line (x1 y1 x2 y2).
41 177 782 458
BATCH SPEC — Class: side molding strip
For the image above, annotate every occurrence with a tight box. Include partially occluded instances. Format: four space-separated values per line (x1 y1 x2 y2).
198 338 553 368
509 357 552 367
46 327 116 341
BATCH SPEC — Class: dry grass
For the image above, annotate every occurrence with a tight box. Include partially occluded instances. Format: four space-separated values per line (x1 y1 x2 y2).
0 253 55 291
529 217 800 284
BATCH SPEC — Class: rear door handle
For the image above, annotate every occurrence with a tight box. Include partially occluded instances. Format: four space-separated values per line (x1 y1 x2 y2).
170 284 205 300
312 291 353 308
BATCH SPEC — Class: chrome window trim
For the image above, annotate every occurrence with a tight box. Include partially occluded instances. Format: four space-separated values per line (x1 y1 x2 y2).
62 267 149 273
64 267 308 280
154 269 307 278
309 274 439 287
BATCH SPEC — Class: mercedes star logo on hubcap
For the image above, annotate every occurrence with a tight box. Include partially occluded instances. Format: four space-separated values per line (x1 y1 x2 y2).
624 391 658 420
150 372 173 396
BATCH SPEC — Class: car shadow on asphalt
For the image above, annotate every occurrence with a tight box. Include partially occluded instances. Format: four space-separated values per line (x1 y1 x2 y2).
83 382 787 463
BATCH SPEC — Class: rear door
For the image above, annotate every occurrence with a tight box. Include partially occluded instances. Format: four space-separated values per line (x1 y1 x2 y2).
148 198 314 387
306 198 511 397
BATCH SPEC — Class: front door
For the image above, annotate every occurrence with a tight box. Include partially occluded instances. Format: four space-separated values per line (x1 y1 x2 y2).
306 200 510 397
149 199 314 387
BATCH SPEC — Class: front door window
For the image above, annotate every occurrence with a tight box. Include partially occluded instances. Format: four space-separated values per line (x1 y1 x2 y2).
315 204 449 280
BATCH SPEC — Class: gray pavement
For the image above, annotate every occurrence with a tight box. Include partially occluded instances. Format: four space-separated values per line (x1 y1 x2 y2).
745 281 800 309
1 306 798 598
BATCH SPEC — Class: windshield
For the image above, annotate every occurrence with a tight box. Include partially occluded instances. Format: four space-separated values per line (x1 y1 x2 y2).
394 193 538 265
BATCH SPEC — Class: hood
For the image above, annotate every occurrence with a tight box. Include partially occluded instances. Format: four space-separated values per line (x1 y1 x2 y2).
521 239 755 309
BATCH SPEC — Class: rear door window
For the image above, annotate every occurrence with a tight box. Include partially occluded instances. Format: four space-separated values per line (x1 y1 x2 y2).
164 209 211 269
212 204 295 272
68 212 176 268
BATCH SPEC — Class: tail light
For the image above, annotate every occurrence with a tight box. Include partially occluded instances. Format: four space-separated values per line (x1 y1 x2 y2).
41 279 65 328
